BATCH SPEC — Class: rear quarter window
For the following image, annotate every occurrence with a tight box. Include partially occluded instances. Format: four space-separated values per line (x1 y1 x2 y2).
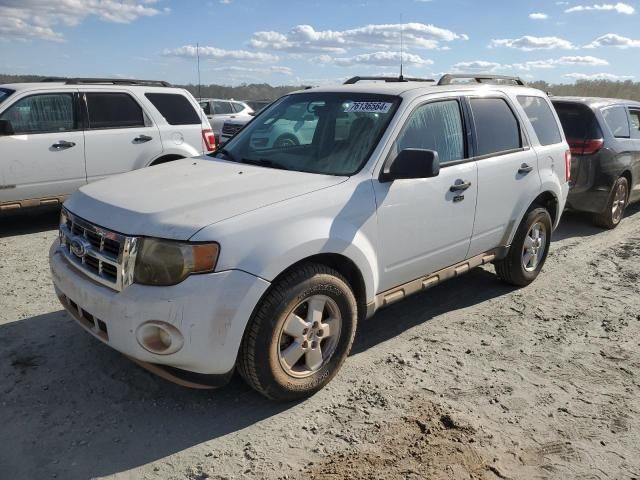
517 96 562 146
470 97 522 157
145 93 201 125
601 106 630 138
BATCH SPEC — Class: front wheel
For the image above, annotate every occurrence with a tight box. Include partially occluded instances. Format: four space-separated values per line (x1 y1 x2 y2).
495 206 552 287
238 263 357 401
593 176 629 229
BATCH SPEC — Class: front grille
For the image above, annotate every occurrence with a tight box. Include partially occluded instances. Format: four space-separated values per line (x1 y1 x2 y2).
222 123 243 136
58 208 138 291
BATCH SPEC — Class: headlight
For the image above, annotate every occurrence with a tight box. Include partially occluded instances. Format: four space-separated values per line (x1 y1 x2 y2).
134 238 219 286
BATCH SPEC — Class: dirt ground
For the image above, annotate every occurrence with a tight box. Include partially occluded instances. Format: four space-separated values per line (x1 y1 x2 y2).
1 204 639 480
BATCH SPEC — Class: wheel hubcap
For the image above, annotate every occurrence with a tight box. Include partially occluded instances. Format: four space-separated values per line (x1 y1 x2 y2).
611 183 627 223
277 295 342 378
522 221 547 272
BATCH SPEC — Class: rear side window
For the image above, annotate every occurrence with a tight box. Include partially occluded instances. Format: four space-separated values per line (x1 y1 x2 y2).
232 102 246 113
213 101 233 114
629 109 640 138
553 102 602 141
517 96 562 146
396 99 465 163
145 93 201 125
86 93 144 129
0 88 14 105
470 98 521 156
199 101 211 115
602 106 630 138
0 93 76 134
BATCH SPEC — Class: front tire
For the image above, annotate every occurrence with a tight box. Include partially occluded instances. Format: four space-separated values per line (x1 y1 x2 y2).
238 263 357 401
495 206 552 287
593 176 628 229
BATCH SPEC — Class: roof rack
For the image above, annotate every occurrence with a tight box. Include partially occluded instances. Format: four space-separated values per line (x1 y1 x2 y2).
41 77 172 87
437 74 525 86
344 75 435 85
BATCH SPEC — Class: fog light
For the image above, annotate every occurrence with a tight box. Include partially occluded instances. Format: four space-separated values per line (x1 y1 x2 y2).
136 321 184 355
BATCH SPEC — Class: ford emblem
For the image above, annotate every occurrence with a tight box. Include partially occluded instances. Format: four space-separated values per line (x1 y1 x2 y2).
70 236 91 258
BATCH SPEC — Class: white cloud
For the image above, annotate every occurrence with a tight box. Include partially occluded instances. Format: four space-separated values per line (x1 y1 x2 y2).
451 60 502 73
565 2 635 14
490 36 575 51
249 22 468 54
207 65 292 75
529 12 549 19
564 72 634 80
585 33 640 48
0 0 164 42
163 45 277 63
331 51 434 67
452 56 608 73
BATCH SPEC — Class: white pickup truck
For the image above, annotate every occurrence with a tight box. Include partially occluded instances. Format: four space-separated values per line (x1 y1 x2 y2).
49 74 570 401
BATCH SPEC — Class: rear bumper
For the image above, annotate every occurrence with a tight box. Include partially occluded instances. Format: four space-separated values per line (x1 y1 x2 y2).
49 240 270 376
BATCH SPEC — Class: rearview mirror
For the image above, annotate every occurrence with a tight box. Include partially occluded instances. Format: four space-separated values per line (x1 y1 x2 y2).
381 148 440 182
0 119 14 136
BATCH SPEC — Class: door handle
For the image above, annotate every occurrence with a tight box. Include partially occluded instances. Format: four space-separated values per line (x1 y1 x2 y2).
51 140 76 150
133 135 153 143
518 163 534 174
449 181 472 192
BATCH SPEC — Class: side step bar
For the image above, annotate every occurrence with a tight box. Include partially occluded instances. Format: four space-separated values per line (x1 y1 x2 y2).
367 248 507 317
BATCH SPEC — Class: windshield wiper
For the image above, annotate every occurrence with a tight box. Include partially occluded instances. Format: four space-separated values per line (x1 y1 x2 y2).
239 158 290 171
214 148 236 162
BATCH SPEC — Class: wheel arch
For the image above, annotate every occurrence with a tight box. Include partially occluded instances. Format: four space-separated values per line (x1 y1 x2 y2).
148 154 185 166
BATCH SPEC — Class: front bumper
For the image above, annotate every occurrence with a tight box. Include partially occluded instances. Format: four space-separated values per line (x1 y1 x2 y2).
49 240 270 376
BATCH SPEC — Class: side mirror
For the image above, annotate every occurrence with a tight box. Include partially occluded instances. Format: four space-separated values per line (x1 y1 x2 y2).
381 148 440 182
248 112 256 117
0 119 14 136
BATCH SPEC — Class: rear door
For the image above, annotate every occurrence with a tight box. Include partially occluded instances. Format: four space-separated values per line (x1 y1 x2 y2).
466 95 543 256
0 90 86 206
82 91 162 182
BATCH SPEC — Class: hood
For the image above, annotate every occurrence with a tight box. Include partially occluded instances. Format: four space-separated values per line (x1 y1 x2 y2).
65 158 347 240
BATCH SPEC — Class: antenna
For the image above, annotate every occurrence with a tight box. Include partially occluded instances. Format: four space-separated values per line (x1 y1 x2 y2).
196 42 202 101
399 14 404 81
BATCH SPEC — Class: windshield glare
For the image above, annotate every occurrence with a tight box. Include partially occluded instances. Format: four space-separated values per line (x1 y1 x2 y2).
0 89 14 105
217 93 400 175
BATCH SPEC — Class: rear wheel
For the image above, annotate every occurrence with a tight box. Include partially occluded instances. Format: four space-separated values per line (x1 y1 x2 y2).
238 263 357 401
593 177 628 229
495 206 552 287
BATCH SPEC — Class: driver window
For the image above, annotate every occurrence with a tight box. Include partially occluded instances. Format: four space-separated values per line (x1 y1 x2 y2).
396 99 465 163
0 93 76 134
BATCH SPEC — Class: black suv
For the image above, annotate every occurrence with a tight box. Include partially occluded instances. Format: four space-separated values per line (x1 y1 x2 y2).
552 97 640 228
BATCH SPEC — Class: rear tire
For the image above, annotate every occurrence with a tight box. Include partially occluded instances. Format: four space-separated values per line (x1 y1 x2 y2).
593 176 628 229
495 206 552 287
238 263 357 401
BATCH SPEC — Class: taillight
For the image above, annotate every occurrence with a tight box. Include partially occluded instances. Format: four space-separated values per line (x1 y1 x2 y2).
202 128 216 151
567 138 603 156
565 149 572 182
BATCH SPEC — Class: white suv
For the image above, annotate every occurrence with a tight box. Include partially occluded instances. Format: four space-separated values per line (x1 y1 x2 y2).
199 98 254 138
0 78 215 211
49 74 570 400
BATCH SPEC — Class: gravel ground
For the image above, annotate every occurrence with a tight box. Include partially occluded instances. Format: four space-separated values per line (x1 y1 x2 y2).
1 205 639 480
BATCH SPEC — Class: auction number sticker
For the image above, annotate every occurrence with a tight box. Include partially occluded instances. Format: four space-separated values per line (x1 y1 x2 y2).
344 102 392 113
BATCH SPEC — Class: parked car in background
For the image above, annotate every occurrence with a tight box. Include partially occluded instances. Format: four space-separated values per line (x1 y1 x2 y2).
50 74 569 401
552 97 640 228
198 98 253 138
0 78 214 211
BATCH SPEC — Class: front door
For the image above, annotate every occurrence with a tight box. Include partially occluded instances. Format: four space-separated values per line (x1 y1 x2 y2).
373 98 478 292
0 91 85 205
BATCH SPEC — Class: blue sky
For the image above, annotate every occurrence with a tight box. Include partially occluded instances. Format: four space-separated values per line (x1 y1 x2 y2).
1 0 639 85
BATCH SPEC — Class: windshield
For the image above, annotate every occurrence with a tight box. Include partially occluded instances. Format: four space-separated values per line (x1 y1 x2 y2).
0 88 14 105
215 92 400 176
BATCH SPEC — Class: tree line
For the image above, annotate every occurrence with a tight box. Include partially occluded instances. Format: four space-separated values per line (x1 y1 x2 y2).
2 73 640 102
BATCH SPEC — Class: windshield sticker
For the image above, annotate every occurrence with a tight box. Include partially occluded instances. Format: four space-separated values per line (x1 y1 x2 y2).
344 102 392 114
